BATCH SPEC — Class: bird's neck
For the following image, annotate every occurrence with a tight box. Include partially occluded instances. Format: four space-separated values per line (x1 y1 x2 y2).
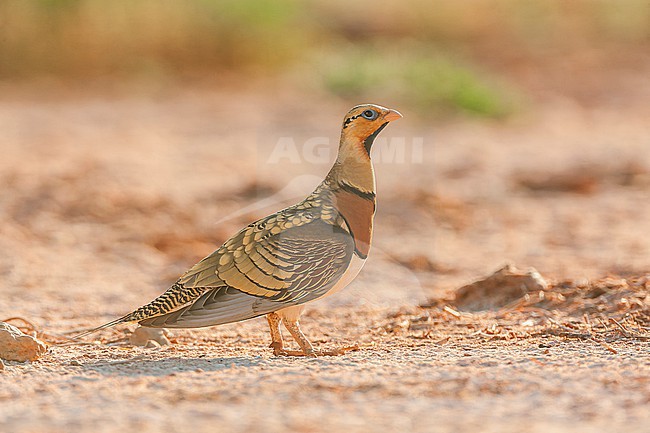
326 136 376 195
318 136 376 259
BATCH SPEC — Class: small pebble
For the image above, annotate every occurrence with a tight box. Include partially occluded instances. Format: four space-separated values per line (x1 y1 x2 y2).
129 327 171 346
144 340 161 349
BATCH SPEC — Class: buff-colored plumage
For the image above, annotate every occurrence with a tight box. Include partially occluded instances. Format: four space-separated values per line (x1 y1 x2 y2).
75 104 402 356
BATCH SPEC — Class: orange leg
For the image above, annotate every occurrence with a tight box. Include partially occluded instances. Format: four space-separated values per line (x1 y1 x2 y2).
265 312 286 356
279 314 359 357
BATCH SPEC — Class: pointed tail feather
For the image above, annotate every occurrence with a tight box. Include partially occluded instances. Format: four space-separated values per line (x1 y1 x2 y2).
71 282 208 340
70 313 137 340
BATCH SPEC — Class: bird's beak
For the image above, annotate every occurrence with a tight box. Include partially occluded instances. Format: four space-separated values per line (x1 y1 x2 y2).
384 109 403 122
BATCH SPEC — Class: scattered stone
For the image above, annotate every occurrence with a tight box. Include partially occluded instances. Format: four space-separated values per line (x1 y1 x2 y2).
70 360 83 366
144 340 161 349
0 321 48 362
129 326 171 346
453 263 548 311
0 358 4 371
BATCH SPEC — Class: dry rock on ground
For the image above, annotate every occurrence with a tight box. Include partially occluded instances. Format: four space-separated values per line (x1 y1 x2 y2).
453 263 548 311
0 322 47 362
129 326 171 347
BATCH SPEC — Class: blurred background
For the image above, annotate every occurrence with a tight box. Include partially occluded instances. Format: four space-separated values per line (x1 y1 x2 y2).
2 0 649 114
1 0 650 319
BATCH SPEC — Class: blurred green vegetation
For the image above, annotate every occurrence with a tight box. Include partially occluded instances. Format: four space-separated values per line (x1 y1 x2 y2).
0 0 311 76
321 44 516 118
0 0 648 117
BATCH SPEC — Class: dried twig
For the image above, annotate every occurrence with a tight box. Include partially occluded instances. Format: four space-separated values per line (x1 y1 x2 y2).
434 336 451 345
591 338 618 354
2 316 73 344
541 328 592 340
443 305 462 319
609 318 631 338
2 316 38 332
53 341 102 347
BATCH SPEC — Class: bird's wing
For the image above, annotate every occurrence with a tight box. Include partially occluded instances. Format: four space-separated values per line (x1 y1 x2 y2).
140 217 354 328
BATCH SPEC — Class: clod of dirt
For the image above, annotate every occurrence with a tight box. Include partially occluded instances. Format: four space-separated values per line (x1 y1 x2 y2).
515 171 599 194
513 161 650 195
453 264 548 311
0 322 48 362
144 340 161 349
129 326 171 346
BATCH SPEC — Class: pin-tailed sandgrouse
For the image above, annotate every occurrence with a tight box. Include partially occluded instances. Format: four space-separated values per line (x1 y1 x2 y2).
76 104 402 356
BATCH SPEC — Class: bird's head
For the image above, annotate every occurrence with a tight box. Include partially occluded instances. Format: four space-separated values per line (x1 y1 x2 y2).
340 104 402 157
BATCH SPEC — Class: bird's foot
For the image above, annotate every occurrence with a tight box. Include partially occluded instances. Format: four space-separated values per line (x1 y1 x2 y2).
278 349 315 357
270 343 359 357
312 344 360 357
269 341 288 356
269 341 309 357
269 343 314 357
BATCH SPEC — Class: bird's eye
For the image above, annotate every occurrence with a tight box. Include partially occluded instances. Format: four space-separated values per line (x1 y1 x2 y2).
361 109 378 120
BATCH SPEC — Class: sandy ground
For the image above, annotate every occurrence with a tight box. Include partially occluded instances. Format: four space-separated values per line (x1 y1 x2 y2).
0 85 649 432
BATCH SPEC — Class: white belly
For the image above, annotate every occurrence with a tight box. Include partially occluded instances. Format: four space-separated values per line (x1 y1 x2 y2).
323 253 366 299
